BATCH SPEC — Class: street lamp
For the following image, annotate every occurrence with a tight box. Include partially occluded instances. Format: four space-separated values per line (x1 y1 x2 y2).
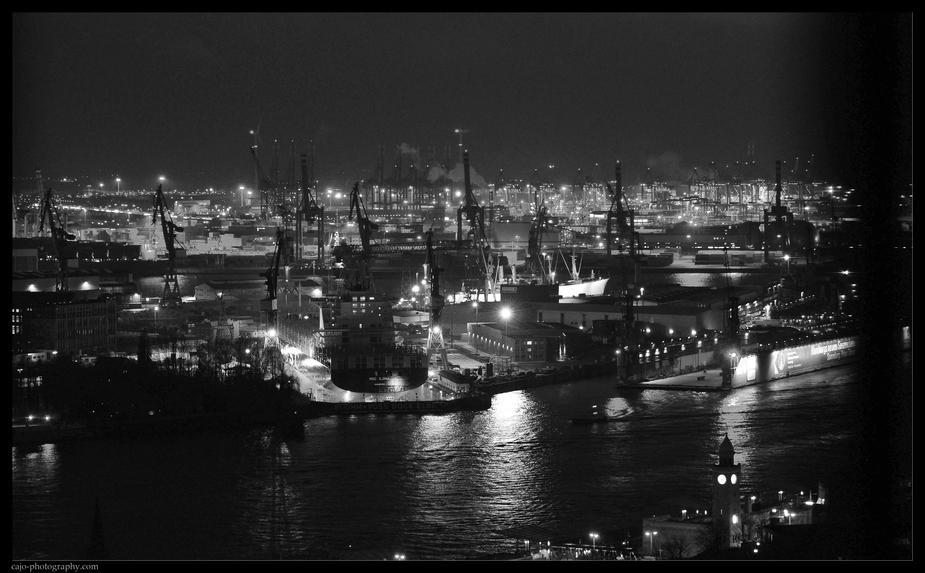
590 532 598 551
154 305 159 330
116 177 120 193
646 531 658 555
500 306 512 363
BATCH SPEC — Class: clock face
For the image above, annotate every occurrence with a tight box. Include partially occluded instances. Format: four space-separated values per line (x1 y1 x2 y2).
717 474 727 485
731 474 738 484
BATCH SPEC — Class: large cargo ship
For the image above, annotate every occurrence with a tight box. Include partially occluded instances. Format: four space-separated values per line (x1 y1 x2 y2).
314 288 429 394
316 343 428 394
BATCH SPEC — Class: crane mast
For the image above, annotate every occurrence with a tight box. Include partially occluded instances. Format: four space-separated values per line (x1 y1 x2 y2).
348 182 378 291
424 229 449 371
299 152 324 267
38 187 77 292
152 184 184 307
456 151 496 301
526 201 550 284
260 228 285 334
250 144 275 220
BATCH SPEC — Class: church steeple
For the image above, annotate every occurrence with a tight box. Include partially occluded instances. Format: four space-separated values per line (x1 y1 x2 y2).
718 433 735 466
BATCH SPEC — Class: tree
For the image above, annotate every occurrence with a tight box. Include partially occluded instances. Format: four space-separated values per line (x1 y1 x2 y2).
659 531 701 560
692 520 727 557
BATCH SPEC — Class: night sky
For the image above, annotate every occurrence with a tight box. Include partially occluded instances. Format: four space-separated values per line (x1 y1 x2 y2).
13 12 911 193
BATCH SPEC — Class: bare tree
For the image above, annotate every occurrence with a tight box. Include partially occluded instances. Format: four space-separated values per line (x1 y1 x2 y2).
693 520 726 557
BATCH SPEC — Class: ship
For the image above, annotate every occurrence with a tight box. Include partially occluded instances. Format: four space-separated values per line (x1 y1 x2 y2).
314 288 429 394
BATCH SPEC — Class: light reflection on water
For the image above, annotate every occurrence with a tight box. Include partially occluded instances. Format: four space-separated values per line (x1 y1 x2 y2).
13 362 882 561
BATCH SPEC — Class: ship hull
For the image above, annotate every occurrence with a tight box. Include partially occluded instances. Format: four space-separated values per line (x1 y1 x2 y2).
329 365 428 394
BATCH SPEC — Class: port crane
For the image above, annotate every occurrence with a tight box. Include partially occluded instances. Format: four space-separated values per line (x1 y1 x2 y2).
260 228 286 335
456 150 497 301
424 229 450 371
250 143 276 220
152 184 184 307
525 199 551 284
38 186 77 292
347 181 378 291
298 151 325 267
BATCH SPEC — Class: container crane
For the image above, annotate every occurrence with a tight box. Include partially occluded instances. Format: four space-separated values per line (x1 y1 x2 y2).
38 187 77 292
456 150 496 301
424 229 449 371
152 184 184 307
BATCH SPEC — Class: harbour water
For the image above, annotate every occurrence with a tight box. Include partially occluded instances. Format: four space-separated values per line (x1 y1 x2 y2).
12 356 911 561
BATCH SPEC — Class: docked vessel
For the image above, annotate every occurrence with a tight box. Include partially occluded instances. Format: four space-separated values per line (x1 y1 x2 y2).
314 288 429 394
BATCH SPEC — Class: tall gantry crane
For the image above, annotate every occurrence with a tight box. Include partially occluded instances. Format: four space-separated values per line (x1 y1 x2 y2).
250 143 275 220
526 200 551 284
152 184 184 307
38 187 77 292
299 151 324 268
260 228 286 335
424 229 450 371
605 161 640 325
348 182 379 291
605 161 638 261
456 150 496 301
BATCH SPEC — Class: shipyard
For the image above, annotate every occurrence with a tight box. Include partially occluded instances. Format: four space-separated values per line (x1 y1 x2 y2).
12 141 911 417
11 11 912 562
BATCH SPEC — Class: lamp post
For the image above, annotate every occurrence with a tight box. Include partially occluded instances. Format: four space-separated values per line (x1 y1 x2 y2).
154 305 159 331
116 177 121 193
646 531 657 555
500 306 511 361
590 532 598 553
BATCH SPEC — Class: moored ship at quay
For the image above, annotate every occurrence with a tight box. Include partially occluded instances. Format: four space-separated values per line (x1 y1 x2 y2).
314 343 428 394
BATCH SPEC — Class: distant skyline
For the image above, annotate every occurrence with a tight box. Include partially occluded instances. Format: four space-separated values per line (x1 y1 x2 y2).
13 13 911 193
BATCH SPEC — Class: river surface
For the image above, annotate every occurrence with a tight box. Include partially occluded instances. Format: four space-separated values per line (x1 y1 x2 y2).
12 356 911 561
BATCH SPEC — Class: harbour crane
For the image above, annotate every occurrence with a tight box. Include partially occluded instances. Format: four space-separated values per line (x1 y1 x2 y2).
347 181 378 291
525 200 551 284
424 229 450 371
298 147 324 268
152 184 184 307
38 187 77 292
260 227 286 335
605 161 639 266
456 150 496 301
250 143 275 220
299 152 324 267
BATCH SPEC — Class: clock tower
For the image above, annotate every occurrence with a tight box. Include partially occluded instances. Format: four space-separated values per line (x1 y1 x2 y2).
711 433 742 549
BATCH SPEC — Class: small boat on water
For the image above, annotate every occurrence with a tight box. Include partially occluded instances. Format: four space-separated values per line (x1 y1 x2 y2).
571 404 609 425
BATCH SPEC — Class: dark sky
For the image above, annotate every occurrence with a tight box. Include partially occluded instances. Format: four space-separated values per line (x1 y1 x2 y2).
12 12 911 192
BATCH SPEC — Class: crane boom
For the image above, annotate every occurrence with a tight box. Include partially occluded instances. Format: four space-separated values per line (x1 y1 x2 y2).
299 153 324 267
526 202 550 283
38 187 77 292
456 151 496 301
424 229 449 371
260 228 285 333
152 184 184 306
348 182 379 291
